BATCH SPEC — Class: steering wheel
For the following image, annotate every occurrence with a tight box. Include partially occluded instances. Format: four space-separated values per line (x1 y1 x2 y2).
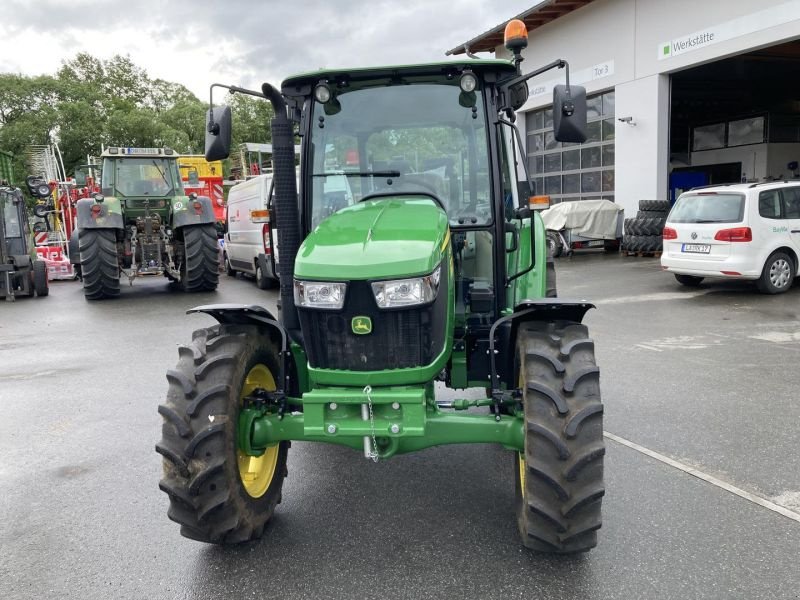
358 190 446 213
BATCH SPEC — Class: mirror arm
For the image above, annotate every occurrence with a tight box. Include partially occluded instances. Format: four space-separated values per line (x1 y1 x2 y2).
500 59 567 92
498 116 534 198
207 83 267 134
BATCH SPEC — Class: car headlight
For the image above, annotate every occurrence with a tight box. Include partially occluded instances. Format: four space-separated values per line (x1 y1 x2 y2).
372 265 441 308
294 280 347 310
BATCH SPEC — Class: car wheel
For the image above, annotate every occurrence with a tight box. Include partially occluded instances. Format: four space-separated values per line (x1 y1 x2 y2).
224 253 236 277
674 274 704 287
757 251 794 294
546 231 563 258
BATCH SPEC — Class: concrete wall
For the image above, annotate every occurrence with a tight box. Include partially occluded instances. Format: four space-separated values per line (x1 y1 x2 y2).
767 144 800 179
691 145 765 181
500 0 800 216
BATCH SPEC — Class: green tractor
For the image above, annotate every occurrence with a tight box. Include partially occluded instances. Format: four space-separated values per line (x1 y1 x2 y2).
73 147 219 300
158 23 604 553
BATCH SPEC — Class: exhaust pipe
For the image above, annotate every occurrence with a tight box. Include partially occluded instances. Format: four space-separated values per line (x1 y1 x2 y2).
262 83 301 333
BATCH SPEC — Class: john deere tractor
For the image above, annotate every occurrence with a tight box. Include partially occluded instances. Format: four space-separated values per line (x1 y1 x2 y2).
74 147 219 300
158 21 604 553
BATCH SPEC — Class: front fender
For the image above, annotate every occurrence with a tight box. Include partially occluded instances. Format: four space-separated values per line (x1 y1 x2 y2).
495 299 596 387
76 197 124 229
172 195 216 229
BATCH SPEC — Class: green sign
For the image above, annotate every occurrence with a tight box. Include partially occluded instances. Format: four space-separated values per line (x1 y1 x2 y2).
351 316 372 335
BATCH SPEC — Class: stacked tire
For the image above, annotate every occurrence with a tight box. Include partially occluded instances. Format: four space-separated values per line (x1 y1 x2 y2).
623 200 670 254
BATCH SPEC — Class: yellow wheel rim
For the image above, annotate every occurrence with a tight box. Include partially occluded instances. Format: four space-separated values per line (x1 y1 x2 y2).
237 364 279 498
518 452 526 497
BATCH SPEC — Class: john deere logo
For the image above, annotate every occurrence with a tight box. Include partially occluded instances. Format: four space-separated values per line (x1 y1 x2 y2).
352 316 372 335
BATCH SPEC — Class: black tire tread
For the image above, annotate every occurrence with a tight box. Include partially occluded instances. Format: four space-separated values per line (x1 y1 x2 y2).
157 325 288 544
33 260 49 296
516 321 604 554
181 225 219 292
79 228 120 300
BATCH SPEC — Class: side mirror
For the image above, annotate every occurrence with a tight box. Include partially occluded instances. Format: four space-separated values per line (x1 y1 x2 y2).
205 105 232 161
553 84 587 143
74 169 87 186
508 82 529 111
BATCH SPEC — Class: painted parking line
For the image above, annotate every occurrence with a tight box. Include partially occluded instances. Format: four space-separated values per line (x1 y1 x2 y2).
604 431 800 523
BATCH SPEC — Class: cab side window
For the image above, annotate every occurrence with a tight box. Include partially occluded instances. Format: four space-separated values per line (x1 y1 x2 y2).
781 188 800 219
758 190 781 219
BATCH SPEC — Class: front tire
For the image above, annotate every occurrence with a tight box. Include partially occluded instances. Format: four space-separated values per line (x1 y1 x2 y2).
224 253 236 277
180 225 219 292
79 228 120 300
255 262 276 290
757 251 794 294
157 325 289 544
515 321 604 553
33 260 49 297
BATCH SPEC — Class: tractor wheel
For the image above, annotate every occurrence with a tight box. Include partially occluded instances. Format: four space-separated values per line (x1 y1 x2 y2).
33 260 49 297
515 321 604 553
79 228 120 300
156 325 289 544
180 225 219 292
224 253 236 277
546 231 563 258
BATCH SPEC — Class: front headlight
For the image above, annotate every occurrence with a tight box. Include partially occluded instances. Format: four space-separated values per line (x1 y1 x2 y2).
294 280 347 310
372 265 441 308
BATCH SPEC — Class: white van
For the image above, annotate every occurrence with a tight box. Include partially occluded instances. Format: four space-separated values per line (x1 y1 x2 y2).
661 181 800 293
224 175 279 289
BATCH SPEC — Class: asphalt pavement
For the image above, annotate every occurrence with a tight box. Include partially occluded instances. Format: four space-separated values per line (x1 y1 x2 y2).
1 254 798 600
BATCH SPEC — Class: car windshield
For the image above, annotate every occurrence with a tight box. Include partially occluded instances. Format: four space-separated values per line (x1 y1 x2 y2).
669 193 745 224
308 82 491 229
102 157 180 198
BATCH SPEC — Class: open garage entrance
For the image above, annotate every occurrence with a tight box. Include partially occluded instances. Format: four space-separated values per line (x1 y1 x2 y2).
669 39 800 203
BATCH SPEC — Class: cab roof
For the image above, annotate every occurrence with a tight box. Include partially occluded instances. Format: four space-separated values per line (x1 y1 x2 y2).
281 59 516 95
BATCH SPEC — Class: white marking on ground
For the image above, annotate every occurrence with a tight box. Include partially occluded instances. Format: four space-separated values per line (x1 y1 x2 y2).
634 344 663 352
772 491 800 512
0 370 59 381
635 335 722 351
604 431 800 524
748 330 800 343
595 291 709 304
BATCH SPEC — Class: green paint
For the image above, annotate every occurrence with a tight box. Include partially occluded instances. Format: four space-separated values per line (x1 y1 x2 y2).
505 213 547 306
294 198 448 280
243 385 524 459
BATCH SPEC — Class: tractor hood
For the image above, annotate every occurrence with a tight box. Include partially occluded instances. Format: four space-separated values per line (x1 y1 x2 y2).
294 197 449 281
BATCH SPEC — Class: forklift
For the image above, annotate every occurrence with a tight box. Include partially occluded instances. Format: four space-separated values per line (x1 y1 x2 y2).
0 185 49 301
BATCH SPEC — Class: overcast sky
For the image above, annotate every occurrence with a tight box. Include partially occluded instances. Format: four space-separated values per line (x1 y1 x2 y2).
1 0 536 99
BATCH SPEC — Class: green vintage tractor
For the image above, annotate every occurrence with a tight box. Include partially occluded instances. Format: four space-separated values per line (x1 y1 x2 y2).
74 147 219 300
157 22 604 553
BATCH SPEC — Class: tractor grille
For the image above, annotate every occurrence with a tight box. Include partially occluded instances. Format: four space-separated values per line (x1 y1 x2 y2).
299 276 448 372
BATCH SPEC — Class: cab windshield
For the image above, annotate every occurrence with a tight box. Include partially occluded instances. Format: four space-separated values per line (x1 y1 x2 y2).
2 199 21 238
102 157 181 198
308 82 491 229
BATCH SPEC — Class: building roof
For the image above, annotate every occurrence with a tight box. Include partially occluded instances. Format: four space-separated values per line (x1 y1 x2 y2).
446 0 596 56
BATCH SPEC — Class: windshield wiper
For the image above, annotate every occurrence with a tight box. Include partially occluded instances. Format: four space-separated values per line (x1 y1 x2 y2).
312 170 401 178
151 160 171 187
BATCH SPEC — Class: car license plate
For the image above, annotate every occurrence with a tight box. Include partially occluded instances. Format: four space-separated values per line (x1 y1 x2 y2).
681 243 711 254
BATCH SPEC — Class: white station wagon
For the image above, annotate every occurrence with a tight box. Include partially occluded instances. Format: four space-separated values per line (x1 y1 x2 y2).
661 181 800 294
